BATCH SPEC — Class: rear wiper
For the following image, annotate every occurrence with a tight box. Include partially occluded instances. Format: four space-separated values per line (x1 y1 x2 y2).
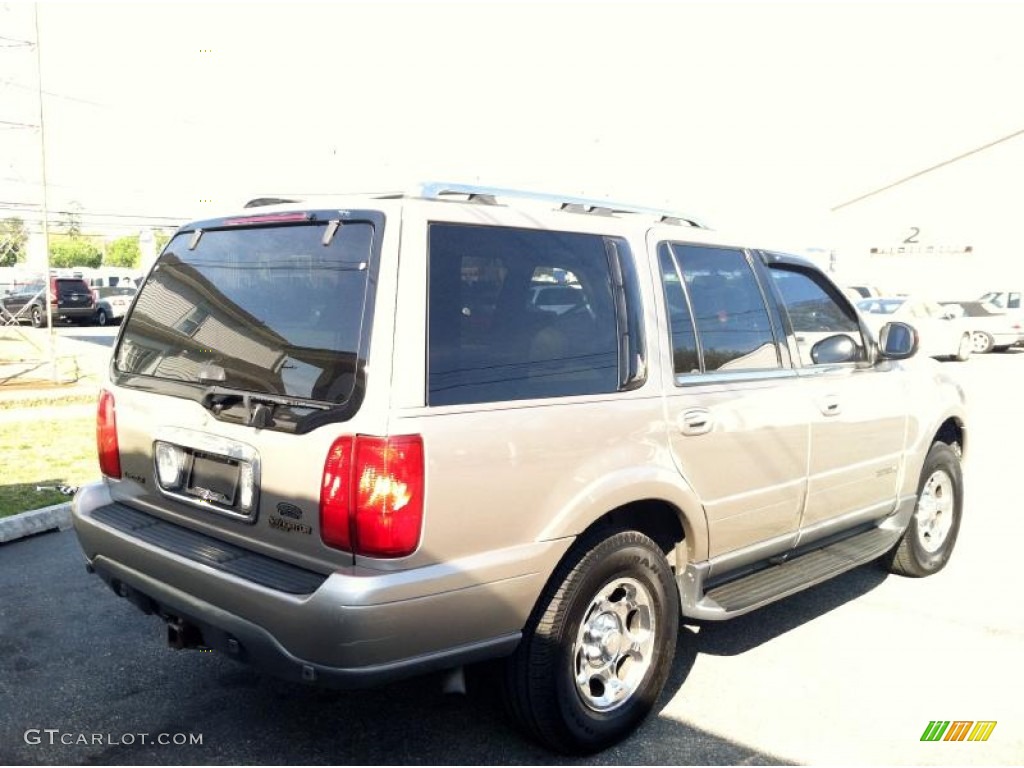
201 386 331 428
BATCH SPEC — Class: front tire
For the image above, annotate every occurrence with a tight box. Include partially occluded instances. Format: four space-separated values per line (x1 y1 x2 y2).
95 308 109 327
30 304 47 328
503 530 679 754
970 330 994 354
886 442 963 577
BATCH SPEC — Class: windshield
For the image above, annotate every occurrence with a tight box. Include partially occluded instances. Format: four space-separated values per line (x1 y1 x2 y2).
115 219 376 405
856 298 904 314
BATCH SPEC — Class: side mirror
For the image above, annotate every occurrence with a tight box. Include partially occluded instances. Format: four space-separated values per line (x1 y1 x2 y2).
810 333 860 365
878 321 918 359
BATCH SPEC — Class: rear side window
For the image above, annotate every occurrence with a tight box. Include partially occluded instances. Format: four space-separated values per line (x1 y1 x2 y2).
427 224 623 406
116 219 376 405
660 243 780 373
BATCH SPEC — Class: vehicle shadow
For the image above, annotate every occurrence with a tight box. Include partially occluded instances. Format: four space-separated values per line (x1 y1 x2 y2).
691 562 890 657
0 530 878 765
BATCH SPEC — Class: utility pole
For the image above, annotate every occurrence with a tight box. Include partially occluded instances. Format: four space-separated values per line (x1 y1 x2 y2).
33 2 56 381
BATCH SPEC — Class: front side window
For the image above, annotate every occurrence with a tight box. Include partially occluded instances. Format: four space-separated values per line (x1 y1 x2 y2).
428 224 627 405
661 243 781 373
768 263 863 366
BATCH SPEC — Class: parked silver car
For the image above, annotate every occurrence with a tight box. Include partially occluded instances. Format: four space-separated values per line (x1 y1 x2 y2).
73 184 967 753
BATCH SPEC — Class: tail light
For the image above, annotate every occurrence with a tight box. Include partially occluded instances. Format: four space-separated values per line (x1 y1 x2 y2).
320 435 425 558
97 390 122 479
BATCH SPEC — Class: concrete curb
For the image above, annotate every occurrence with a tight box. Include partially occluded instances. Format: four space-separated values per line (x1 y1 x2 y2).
0 501 72 544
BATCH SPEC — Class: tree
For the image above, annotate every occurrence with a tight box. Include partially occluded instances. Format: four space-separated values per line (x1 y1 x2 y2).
50 239 102 269
0 217 28 267
105 235 141 268
154 230 172 253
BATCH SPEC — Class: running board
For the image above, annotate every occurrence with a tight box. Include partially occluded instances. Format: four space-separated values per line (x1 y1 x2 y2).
679 524 904 621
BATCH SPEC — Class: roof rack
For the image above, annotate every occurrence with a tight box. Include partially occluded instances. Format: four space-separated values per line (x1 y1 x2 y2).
242 183 708 228
416 182 707 228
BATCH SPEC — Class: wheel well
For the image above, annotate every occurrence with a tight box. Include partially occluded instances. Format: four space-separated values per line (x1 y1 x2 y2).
934 417 965 459
580 500 688 564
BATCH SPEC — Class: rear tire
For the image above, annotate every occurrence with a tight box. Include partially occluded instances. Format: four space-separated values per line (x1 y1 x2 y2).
955 333 971 361
95 308 109 327
503 530 678 754
886 442 963 577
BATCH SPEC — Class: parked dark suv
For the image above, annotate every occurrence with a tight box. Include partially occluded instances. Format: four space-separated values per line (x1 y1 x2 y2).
1 276 95 327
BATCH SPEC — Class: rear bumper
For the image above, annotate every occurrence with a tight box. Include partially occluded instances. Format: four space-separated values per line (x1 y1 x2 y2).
72 482 571 688
56 305 95 320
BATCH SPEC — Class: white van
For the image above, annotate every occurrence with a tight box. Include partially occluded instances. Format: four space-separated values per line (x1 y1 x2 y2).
86 270 141 289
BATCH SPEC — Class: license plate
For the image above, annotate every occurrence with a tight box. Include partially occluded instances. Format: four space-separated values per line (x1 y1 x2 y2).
186 453 239 506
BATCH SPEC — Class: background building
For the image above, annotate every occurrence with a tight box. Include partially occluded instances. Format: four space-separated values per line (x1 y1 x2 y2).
829 130 1024 298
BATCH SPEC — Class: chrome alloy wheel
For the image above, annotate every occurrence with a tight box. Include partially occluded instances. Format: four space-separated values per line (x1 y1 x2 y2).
916 469 955 553
572 577 656 712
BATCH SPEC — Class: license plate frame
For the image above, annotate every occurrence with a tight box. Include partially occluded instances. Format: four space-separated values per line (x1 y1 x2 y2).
186 452 239 507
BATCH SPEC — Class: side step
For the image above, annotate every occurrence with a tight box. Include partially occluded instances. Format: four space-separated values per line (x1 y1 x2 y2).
683 525 901 620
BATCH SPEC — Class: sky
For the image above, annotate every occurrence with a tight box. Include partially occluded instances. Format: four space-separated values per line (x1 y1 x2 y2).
2 0 1024 252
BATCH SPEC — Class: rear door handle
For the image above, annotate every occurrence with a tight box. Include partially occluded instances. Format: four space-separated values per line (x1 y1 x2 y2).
819 395 842 417
679 408 713 436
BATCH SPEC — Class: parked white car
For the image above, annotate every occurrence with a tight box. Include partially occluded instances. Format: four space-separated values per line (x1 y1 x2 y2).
940 300 1024 354
978 290 1022 312
857 297 972 361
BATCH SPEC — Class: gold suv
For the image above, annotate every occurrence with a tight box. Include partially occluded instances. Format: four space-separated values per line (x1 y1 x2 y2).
73 184 966 753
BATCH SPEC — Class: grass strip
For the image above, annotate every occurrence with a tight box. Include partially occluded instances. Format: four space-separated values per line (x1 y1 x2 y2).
0 412 98 518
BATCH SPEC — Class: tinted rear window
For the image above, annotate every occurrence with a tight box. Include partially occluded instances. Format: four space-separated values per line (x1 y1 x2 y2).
56 279 90 295
98 286 137 298
427 223 621 405
116 220 375 404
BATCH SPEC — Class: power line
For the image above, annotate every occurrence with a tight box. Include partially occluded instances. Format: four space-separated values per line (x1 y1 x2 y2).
832 127 1024 212
0 201 188 221
0 34 33 47
0 77 127 111
0 118 38 129
0 77 211 128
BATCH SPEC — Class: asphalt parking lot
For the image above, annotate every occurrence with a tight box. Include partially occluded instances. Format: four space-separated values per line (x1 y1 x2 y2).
1 351 1022 765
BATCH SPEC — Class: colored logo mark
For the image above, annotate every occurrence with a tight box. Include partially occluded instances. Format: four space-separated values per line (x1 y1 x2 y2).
921 720 997 742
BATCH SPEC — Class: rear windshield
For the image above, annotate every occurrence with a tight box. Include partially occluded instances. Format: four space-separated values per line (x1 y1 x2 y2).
115 220 375 405
98 286 137 298
56 279 90 295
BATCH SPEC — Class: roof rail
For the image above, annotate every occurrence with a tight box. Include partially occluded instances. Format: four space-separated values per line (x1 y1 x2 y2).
416 182 707 228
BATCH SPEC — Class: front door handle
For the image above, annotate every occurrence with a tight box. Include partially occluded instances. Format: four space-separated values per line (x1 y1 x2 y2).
819 395 842 417
679 408 713 436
